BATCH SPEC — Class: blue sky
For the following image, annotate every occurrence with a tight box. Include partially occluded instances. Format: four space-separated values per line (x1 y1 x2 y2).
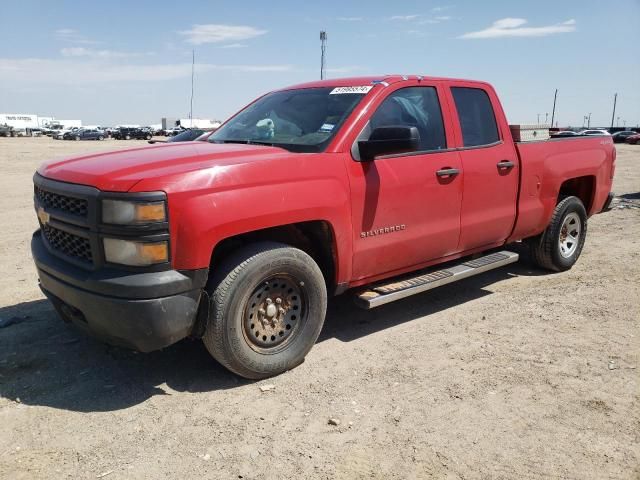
1 0 638 128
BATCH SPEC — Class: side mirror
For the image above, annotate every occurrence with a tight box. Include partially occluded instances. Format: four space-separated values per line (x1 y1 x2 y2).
358 126 420 161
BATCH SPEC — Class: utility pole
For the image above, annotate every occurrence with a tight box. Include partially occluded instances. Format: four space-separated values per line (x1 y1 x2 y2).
189 49 195 128
617 116 620 127
587 113 592 128
550 89 558 128
610 93 617 130
537 113 540 124
320 31 327 80
545 112 549 124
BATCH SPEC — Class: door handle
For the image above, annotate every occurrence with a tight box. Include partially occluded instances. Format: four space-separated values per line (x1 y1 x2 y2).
497 160 515 169
436 168 460 177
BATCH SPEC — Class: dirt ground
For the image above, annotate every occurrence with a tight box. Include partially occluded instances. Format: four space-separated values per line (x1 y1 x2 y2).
0 137 638 479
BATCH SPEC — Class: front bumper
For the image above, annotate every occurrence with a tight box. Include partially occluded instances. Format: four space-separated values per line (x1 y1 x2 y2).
32 231 208 352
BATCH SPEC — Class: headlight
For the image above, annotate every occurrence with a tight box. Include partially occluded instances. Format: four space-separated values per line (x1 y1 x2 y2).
102 199 166 225
103 238 169 266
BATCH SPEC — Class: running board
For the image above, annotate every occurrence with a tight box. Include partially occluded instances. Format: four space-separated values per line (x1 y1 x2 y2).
355 251 519 309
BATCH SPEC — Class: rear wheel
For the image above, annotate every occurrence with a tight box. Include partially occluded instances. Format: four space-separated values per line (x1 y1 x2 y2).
75 136 80 141
98 135 104 140
145 134 152 140
203 242 327 379
124 134 131 140
529 196 587 272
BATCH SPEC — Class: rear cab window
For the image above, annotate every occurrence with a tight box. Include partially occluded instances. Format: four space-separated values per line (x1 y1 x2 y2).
451 87 500 147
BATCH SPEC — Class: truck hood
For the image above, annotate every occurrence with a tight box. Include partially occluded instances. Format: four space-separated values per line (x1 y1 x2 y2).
37 142 290 191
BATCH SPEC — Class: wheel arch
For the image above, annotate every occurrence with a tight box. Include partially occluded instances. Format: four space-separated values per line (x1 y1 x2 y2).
209 220 340 294
558 175 596 213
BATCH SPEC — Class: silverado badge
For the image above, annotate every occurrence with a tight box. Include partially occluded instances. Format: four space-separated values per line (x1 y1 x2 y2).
37 206 50 225
360 224 406 238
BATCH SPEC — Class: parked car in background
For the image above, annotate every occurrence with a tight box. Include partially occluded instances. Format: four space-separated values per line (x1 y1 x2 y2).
0 124 14 137
147 129 210 144
63 128 106 141
579 129 611 136
611 131 638 143
551 130 580 138
625 133 640 144
54 127 80 140
165 127 184 137
113 127 152 140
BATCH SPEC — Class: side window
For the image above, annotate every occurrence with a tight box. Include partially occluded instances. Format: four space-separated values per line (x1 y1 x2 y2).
369 87 447 151
451 87 500 147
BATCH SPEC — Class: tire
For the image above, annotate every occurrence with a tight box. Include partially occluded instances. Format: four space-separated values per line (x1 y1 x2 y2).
98 135 104 141
529 196 587 272
75 136 80 141
203 242 327 379
145 134 151 140
124 135 131 140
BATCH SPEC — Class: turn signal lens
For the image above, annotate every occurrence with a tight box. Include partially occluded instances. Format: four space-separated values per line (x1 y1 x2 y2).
136 203 166 222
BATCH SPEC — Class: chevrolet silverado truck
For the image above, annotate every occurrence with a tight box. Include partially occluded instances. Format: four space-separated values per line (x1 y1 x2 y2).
31 76 615 379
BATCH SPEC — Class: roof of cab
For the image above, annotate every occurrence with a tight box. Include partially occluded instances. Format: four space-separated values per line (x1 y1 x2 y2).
281 75 489 91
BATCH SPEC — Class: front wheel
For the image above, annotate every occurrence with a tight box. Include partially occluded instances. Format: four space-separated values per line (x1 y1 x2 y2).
529 196 587 272
75 136 80 141
98 135 104 140
203 242 327 379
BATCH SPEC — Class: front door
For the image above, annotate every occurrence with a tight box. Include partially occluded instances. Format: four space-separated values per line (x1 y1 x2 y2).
348 84 463 281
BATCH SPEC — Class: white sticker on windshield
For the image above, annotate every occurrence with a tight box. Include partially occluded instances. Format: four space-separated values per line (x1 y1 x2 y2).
319 123 334 132
330 86 373 95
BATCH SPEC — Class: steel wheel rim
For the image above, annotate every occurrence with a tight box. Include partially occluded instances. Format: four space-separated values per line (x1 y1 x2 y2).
242 274 306 353
559 212 581 258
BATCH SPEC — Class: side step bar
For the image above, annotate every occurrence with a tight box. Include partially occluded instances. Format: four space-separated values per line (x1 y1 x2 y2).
355 251 519 309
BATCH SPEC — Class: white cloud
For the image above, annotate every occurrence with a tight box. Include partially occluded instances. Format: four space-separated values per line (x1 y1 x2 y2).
460 18 576 39
219 43 248 49
337 16 363 22
435 16 452 21
54 28 101 45
390 15 419 21
179 24 267 45
60 47 150 58
0 58 292 85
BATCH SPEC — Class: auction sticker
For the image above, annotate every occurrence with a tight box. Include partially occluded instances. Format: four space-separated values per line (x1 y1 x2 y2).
330 86 373 95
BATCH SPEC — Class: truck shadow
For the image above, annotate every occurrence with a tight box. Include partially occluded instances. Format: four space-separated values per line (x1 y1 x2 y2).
0 252 544 413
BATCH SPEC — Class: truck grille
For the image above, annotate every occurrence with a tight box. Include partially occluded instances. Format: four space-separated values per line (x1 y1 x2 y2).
42 224 93 264
35 186 88 217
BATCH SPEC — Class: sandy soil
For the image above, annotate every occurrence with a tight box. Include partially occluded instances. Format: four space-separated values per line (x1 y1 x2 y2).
0 137 638 479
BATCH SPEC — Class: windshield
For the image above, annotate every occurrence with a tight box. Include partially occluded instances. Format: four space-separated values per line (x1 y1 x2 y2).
209 87 369 152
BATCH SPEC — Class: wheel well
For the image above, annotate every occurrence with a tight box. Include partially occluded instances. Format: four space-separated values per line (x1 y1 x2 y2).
559 176 595 212
209 221 337 290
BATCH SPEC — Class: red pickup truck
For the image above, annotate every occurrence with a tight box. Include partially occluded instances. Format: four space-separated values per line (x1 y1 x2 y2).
32 76 615 378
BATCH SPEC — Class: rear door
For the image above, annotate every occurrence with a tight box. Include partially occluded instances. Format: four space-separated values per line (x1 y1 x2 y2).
447 84 519 251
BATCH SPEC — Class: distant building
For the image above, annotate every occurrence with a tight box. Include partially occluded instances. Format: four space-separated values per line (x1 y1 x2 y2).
0 114 81 129
177 118 222 129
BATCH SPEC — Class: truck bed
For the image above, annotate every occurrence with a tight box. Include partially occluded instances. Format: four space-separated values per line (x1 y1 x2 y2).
509 135 615 242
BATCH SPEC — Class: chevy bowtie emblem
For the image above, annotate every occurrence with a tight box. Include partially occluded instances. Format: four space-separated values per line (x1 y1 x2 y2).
37 206 50 225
